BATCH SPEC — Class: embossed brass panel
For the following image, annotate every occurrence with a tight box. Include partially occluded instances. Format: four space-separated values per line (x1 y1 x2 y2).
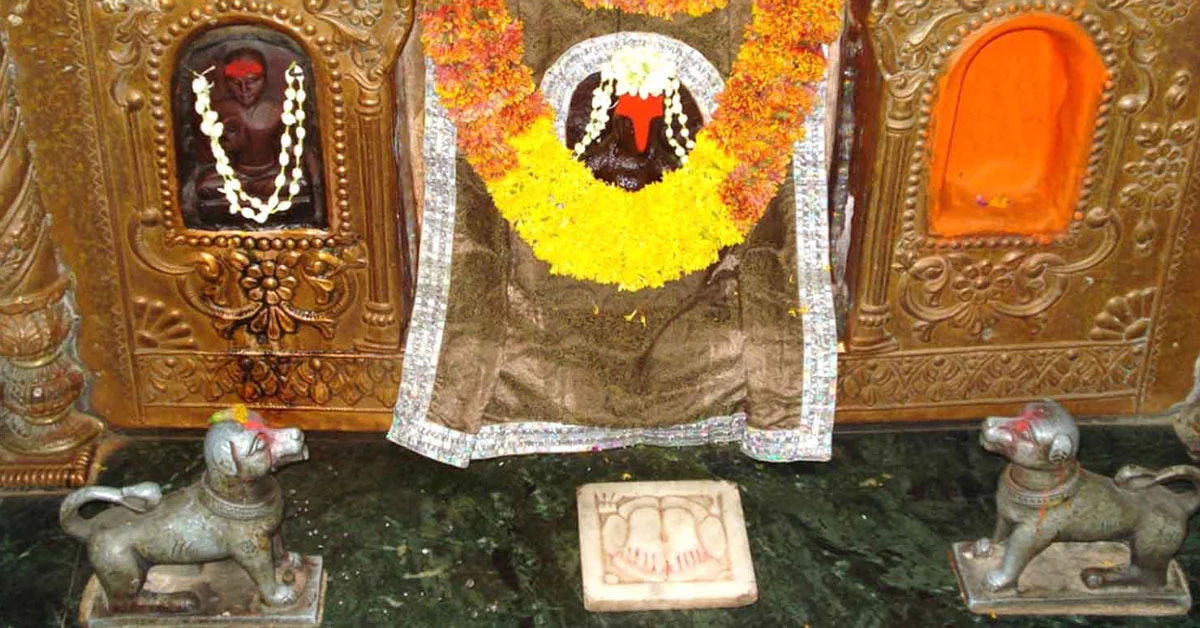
0 0 415 430
5 0 1198 431
838 0 1200 421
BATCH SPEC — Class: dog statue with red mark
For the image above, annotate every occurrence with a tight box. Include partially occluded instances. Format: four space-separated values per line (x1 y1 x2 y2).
60 406 317 621
967 400 1200 599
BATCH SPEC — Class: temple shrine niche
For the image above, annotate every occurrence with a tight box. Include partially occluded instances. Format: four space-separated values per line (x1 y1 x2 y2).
927 14 1107 240
0 0 416 449
835 0 1200 423
172 26 325 231
387 18 839 466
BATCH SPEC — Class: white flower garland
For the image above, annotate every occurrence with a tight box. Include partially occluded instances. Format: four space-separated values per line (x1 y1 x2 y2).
572 46 695 162
191 62 308 224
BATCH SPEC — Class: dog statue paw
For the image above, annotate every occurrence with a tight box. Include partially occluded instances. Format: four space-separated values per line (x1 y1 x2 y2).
62 406 326 626
982 568 1016 593
950 400 1200 616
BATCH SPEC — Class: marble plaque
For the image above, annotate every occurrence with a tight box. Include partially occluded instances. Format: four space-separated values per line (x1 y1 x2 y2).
577 480 757 612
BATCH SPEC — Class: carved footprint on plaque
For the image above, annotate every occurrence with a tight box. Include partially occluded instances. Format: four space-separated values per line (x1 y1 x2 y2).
662 496 728 581
601 494 730 583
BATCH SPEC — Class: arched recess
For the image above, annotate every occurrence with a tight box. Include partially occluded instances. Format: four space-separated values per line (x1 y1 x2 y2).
928 14 1108 240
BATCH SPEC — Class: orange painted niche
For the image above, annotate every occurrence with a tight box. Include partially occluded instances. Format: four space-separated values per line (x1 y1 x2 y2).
927 15 1108 240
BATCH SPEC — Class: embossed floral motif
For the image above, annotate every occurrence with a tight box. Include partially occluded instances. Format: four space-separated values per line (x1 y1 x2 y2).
322 0 384 26
1089 287 1157 341
176 247 363 344
896 188 1119 342
898 251 1071 341
303 0 395 86
208 355 355 405
240 257 297 305
100 0 168 108
138 353 402 408
949 260 1014 311
210 355 287 402
141 355 198 403
838 346 1143 409
1116 70 1196 257
132 297 196 349
0 194 43 296
1144 0 1190 24
287 357 353 405
0 304 71 360
1120 121 1194 212
97 0 164 12
235 252 301 340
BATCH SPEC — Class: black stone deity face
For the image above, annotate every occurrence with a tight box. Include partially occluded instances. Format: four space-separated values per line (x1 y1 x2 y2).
565 73 705 192
223 49 267 108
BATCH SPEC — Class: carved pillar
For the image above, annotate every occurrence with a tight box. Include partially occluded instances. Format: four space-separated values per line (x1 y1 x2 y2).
356 84 406 351
842 0 899 354
0 39 103 489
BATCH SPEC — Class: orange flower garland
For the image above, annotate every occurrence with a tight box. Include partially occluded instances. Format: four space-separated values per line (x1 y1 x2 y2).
422 0 842 289
575 0 729 18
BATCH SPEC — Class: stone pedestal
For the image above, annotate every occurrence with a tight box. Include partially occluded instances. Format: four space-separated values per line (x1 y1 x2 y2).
80 556 326 627
950 541 1191 616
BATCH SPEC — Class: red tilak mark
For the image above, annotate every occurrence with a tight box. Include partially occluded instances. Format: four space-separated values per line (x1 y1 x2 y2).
1011 418 1032 435
224 59 263 79
614 93 664 154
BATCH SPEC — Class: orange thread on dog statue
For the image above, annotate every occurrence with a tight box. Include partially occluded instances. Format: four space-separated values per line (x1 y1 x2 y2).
928 15 1108 241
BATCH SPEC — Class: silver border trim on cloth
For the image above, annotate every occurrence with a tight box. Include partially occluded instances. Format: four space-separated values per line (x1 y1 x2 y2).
390 45 837 467
741 81 837 462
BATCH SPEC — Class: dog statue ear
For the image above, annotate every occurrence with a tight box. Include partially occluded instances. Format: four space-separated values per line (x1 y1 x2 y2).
206 435 241 477
1049 433 1074 464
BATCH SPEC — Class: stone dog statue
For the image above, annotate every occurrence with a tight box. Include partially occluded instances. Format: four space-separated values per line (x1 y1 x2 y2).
60 409 308 613
972 399 1200 592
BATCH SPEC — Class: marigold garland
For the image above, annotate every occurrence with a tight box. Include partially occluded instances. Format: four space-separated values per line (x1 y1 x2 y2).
422 0 842 290
576 0 729 19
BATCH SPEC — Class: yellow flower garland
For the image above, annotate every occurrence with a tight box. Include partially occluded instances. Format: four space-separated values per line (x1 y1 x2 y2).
493 118 743 290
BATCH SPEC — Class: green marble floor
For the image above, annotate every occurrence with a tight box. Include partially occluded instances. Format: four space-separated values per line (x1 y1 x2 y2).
3 425 1200 627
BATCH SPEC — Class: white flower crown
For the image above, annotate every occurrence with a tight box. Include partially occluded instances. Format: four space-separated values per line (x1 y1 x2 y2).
572 46 696 162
